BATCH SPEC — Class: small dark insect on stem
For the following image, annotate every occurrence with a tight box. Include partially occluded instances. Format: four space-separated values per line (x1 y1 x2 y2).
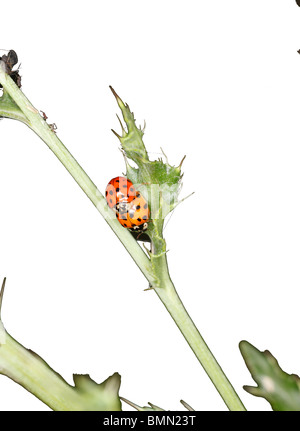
40 111 48 121
49 123 57 133
40 110 57 133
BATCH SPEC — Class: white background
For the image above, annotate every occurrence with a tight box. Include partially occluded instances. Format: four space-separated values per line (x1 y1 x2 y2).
0 0 299 412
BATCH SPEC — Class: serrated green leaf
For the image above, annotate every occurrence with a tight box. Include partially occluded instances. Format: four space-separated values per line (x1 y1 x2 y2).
110 87 186 238
120 396 165 411
73 372 122 411
110 86 148 164
0 89 30 124
240 340 300 411
0 278 122 411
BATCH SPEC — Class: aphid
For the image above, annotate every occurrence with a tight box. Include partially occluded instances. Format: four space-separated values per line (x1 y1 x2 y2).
40 110 48 121
49 123 57 133
105 176 150 232
40 111 57 134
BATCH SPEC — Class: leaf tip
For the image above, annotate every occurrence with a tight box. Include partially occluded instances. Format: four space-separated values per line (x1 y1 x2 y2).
0 277 7 317
109 86 125 108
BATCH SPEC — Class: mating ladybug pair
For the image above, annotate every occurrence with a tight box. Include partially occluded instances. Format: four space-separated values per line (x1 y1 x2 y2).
105 177 150 232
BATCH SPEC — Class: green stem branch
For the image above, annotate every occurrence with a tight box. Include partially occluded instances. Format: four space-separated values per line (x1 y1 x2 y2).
0 66 153 285
153 253 245 410
0 330 87 410
0 279 121 411
0 67 246 411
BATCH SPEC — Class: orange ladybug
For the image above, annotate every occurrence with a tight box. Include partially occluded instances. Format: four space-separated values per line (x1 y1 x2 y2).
105 176 149 231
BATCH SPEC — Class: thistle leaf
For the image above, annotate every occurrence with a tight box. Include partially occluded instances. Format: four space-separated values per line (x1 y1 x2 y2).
73 372 122 411
0 278 122 411
109 86 148 164
120 396 165 411
109 87 186 235
240 340 300 411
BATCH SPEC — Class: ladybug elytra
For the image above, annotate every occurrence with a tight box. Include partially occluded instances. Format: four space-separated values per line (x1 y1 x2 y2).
105 176 150 232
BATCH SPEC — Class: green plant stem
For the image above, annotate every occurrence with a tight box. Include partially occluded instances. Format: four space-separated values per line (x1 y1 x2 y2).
153 252 245 411
0 328 87 410
0 66 153 285
0 69 246 411
0 280 121 411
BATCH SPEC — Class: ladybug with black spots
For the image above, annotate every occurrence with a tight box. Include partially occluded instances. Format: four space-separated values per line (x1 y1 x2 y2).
105 176 150 232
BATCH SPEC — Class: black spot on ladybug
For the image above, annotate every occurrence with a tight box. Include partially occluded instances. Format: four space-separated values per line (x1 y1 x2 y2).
129 209 135 218
137 218 142 222
136 192 141 198
109 190 113 195
142 215 147 220
116 187 120 192
123 222 127 227
105 191 108 196
115 179 119 182
123 184 127 188
136 205 141 210
130 187 134 192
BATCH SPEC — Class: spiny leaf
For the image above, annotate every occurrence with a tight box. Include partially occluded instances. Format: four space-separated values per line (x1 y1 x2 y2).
73 372 122 411
240 340 300 411
180 399 195 411
0 278 122 411
110 86 148 164
0 90 29 124
0 277 6 318
120 396 165 411
110 87 187 237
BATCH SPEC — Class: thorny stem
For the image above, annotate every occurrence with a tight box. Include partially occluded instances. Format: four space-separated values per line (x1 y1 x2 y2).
0 280 121 411
0 65 154 285
0 67 246 411
150 238 245 411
